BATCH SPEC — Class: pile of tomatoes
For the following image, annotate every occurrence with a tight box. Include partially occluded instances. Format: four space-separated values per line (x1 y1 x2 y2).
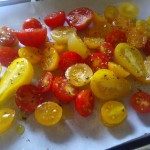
0 2 150 133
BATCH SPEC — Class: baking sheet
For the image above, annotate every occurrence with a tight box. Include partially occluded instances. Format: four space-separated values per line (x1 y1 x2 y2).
0 0 150 150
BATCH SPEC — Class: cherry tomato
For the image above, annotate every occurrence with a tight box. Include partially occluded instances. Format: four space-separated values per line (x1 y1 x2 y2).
59 51 83 74
84 52 109 72
15 84 44 113
52 76 79 103
23 18 42 29
75 89 95 117
35 101 63 126
130 92 150 113
99 42 114 60
0 26 18 47
66 7 93 30
106 29 126 48
0 47 19 67
143 38 150 56
38 72 55 93
0 108 15 133
44 11 66 29
15 27 47 47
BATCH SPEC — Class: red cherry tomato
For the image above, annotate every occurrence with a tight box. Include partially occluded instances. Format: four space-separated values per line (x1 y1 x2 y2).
0 26 17 47
0 47 19 67
59 51 84 74
99 42 114 60
143 38 150 56
15 84 44 113
66 7 93 30
106 29 126 48
52 76 79 103
23 18 42 29
15 28 47 47
84 52 109 72
38 72 55 93
75 89 95 117
44 11 66 29
130 91 150 113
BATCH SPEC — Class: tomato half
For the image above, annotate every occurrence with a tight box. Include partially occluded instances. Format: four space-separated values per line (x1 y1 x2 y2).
15 28 47 47
15 84 44 113
0 47 19 67
0 26 18 47
23 18 42 29
84 52 109 72
59 51 83 74
75 89 95 117
44 11 66 29
52 76 79 103
66 7 93 30
130 91 150 113
38 72 55 93
106 29 126 48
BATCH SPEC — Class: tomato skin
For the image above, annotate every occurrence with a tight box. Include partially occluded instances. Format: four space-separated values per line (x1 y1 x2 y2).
15 84 45 113
23 18 42 29
75 89 95 117
106 29 126 48
44 11 66 29
66 7 93 30
0 47 18 67
59 51 84 74
38 72 55 93
52 76 79 103
130 92 150 113
15 28 47 47
84 52 109 72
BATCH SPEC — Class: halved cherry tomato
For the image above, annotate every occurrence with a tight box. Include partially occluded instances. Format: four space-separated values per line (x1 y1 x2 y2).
130 91 150 113
23 18 42 29
15 84 44 113
0 47 19 67
75 89 95 117
84 52 109 72
38 72 55 93
106 29 126 48
15 27 47 47
52 76 79 103
44 11 66 29
0 26 18 47
59 51 83 74
66 7 94 30
99 42 114 60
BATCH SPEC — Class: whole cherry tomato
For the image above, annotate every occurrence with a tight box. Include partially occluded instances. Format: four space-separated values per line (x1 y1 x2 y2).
130 91 150 113
23 18 42 29
59 51 83 74
15 84 44 113
52 76 79 103
44 11 66 29
66 7 93 30
38 72 55 93
84 52 109 72
75 89 95 117
0 47 19 67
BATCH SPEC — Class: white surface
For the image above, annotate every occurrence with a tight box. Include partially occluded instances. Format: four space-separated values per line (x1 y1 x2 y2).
0 0 150 150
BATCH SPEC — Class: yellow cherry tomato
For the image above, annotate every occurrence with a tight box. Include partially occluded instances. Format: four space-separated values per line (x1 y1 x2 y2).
34 101 63 126
90 69 131 101
108 62 130 78
101 101 127 126
114 43 146 80
0 58 34 104
0 108 15 133
41 47 59 71
50 26 76 44
65 63 93 87
18 46 42 64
